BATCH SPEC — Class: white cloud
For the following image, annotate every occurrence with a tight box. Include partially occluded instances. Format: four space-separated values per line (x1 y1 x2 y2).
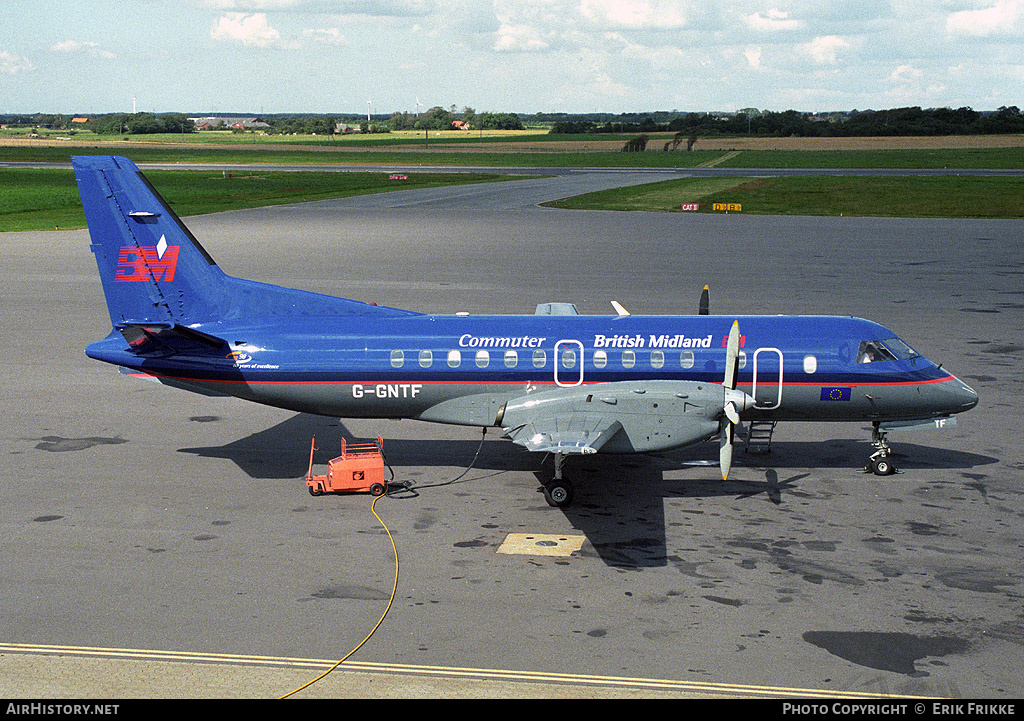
210 13 282 47
579 0 687 30
200 0 303 8
946 0 1024 36
493 23 549 52
303 27 347 45
0 51 34 75
744 45 762 69
888 64 923 83
50 40 116 59
745 9 802 32
802 35 852 64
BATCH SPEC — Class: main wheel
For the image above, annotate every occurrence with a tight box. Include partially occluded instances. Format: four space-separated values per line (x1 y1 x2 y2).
543 480 574 508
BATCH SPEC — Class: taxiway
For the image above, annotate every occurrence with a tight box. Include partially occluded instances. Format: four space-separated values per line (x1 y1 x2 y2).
2 169 1022 698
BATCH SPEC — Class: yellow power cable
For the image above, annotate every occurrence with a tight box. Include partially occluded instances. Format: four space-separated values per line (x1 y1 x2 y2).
280 492 399 699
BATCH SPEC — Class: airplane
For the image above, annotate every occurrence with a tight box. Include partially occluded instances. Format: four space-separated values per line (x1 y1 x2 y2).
72 155 979 507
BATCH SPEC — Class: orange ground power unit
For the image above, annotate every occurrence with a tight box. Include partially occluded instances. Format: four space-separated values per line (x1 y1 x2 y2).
306 436 388 497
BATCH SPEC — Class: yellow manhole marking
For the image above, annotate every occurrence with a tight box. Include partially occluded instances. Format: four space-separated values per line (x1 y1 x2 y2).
497 533 586 557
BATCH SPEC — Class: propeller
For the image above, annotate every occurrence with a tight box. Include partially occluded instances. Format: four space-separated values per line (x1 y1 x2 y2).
720 320 754 480
699 285 709 315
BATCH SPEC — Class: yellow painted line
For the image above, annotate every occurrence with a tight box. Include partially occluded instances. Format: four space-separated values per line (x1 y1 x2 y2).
496 533 586 557
0 642 936 700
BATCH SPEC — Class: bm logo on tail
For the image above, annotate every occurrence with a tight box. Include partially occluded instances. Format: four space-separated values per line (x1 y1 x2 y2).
115 235 179 283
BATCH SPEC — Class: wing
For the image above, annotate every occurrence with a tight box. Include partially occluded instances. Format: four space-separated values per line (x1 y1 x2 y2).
499 380 733 456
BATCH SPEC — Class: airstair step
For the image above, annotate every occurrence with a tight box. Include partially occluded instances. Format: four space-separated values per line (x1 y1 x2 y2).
744 420 777 454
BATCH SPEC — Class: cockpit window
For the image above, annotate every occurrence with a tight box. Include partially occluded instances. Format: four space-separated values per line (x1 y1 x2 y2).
880 337 919 360
857 338 918 363
857 341 895 363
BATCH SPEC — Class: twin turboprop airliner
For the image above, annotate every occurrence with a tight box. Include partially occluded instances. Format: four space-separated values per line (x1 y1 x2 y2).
72 156 978 507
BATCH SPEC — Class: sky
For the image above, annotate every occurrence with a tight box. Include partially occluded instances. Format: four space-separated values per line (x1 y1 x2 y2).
1 0 1022 116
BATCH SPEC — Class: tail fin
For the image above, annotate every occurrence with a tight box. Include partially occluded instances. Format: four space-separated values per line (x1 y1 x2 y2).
73 155 235 325
73 155 417 327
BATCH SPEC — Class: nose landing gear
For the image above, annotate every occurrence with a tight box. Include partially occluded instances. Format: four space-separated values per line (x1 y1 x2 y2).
866 423 898 476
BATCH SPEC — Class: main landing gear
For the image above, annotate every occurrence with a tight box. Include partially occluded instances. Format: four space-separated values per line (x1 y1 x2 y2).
542 452 575 508
865 422 898 476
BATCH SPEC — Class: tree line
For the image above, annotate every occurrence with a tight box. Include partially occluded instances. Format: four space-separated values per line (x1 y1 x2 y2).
1 112 196 135
548 106 1024 137
1 108 524 135
6 105 1023 137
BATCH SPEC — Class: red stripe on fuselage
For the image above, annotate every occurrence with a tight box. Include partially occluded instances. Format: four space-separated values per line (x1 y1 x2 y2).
126 372 960 389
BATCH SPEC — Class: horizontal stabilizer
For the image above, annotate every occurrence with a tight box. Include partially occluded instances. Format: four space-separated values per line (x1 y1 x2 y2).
117 322 228 357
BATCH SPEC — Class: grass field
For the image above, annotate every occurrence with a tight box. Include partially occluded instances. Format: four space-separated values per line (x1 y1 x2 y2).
2 132 1022 229
4 130 1024 169
0 168 522 232
543 175 1024 218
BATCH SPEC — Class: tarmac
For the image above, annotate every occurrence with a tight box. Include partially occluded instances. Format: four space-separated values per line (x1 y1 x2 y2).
1 168 1022 699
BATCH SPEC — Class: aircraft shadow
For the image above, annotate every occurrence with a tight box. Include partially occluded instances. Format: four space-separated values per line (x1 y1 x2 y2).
178 412 540 480
550 435 996 568
543 453 814 569
179 414 998 570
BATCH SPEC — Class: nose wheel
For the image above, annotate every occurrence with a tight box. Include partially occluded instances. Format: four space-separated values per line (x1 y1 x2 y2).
866 423 898 476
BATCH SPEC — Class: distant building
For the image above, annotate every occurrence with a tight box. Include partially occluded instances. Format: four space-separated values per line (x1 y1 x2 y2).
808 113 847 123
190 116 270 131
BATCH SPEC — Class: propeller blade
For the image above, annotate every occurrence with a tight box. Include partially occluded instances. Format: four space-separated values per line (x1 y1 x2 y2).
723 320 740 390
724 400 740 425
699 285 709 315
719 321 744 480
719 423 734 480
611 300 630 317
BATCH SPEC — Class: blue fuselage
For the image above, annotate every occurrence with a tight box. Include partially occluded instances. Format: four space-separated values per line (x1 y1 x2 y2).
88 312 978 427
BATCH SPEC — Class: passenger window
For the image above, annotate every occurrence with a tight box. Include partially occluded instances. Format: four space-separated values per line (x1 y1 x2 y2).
419 350 432 368
738 351 746 369
390 349 404 368
622 350 636 369
593 350 608 369
476 350 489 368
533 349 546 368
680 350 694 369
504 350 517 368
448 350 461 368
561 348 576 369
804 355 817 374
651 350 664 369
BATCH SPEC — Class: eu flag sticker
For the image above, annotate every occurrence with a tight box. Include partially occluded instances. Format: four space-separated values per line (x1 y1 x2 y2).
820 387 852 401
